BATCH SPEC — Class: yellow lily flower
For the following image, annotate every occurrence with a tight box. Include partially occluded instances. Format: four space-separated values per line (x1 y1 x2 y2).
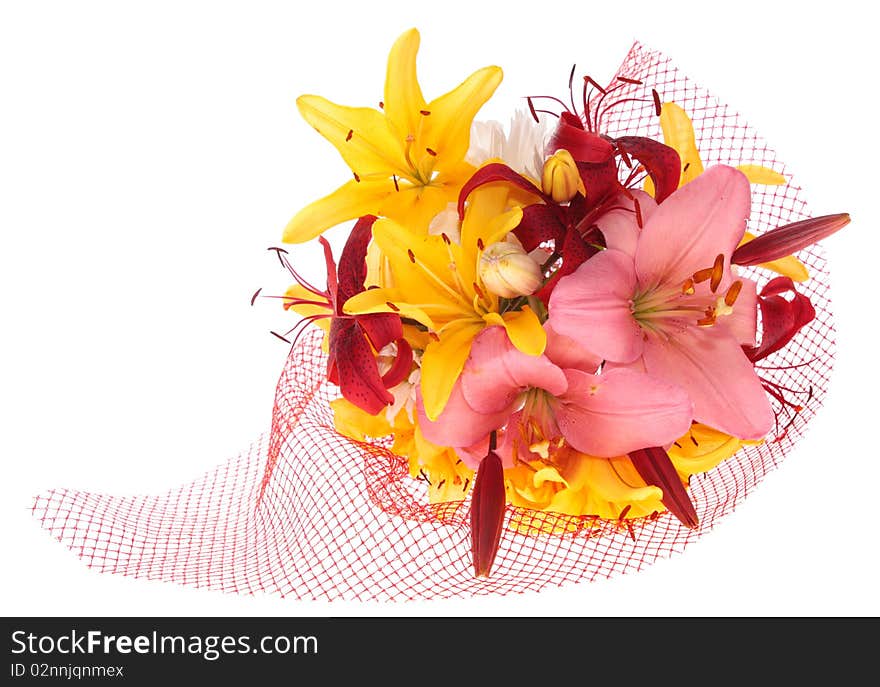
343 185 547 421
283 28 503 244
645 102 808 282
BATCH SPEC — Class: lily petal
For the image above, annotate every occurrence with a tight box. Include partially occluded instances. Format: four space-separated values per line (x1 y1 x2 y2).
555 368 693 458
635 165 750 288
595 190 656 258
343 287 437 331
720 276 758 347
657 101 704 187
422 66 503 173
328 318 394 415
736 164 786 185
420 319 484 420
460 326 566 414
417 381 509 448
542 320 602 373
283 178 393 244
548 249 643 364
642 324 773 439
296 95 408 178
383 28 427 144
483 306 546 357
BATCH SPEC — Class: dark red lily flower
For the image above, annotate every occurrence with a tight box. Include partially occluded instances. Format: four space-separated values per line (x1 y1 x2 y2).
629 446 699 529
470 446 506 578
744 277 816 363
732 213 851 267
282 215 412 415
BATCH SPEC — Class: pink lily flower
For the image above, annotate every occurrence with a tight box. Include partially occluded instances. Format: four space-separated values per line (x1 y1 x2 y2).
549 165 774 440
417 326 693 464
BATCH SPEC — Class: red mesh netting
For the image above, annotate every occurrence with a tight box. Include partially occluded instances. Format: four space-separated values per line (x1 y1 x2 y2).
32 42 835 601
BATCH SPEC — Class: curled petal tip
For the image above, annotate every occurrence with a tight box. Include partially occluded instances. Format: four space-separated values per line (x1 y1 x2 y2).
470 451 506 578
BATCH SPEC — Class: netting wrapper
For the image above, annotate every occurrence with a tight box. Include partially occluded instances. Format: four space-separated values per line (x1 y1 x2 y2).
32 42 835 601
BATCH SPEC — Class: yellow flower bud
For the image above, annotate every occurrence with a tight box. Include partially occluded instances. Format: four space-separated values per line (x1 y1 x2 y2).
479 241 543 298
541 149 586 204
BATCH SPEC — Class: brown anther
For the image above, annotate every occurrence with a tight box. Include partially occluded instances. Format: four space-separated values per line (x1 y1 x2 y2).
693 267 713 283
436 479 446 489
472 282 486 300
428 331 440 342
724 280 743 306
385 301 400 312
345 129 353 142
353 172 360 183
419 109 431 116
250 287 262 306
697 313 716 327
682 162 691 174
690 434 699 447
681 278 695 295
477 238 485 251
441 232 451 245
617 76 643 85
378 101 384 109
407 248 416 263
425 147 437 156
710 253 724 292
652 88 661 116
618 505 632 521
392 175 400 192
270 331 292 344
633 197 643 229
463 478 470 492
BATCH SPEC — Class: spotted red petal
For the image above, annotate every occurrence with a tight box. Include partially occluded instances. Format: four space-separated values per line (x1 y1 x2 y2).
380 338 414 389
328 317 394 415
732 213 850 266
614 136 680 203
629 446 699 529
745 277 817 363
334 214 379 307
534 223 597 304
514 204 566 252
470 450 506 578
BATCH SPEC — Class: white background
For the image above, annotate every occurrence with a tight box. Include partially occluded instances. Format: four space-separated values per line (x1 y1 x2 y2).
1 0 877 616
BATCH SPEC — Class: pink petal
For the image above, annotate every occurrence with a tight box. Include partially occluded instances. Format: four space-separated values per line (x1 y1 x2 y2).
595 190 656 258
548 249 644 363
416 383 510 449
720 276 758 347
635 165 750 288
642 325 773 440
543 321 602 374
554 368 693 458
461 327 567 414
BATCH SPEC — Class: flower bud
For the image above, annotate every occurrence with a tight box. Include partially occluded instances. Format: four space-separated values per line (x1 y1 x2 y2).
479 241 543 298
541 149 586 203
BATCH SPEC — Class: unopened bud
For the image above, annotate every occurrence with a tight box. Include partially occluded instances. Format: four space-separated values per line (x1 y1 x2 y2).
541 149 586 203
479 241 543 298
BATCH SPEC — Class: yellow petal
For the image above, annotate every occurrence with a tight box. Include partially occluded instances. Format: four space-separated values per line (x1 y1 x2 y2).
377 175 460 234
739 231 810 282
368 217 476 314
658 102 704 187
668 422 747 477
533 467 568 489
420 66 503 172
420 319 483 420
343 287 437 331
283 178 393 243
296 94 408 178
482 306 546 356
331 397 392 442
736 164 786 185
383 28 427 144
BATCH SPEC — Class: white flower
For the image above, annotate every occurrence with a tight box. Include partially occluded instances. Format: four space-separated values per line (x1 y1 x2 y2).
466 109 550 181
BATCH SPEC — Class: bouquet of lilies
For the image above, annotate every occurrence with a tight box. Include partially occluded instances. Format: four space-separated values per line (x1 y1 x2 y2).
271 29 849 578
